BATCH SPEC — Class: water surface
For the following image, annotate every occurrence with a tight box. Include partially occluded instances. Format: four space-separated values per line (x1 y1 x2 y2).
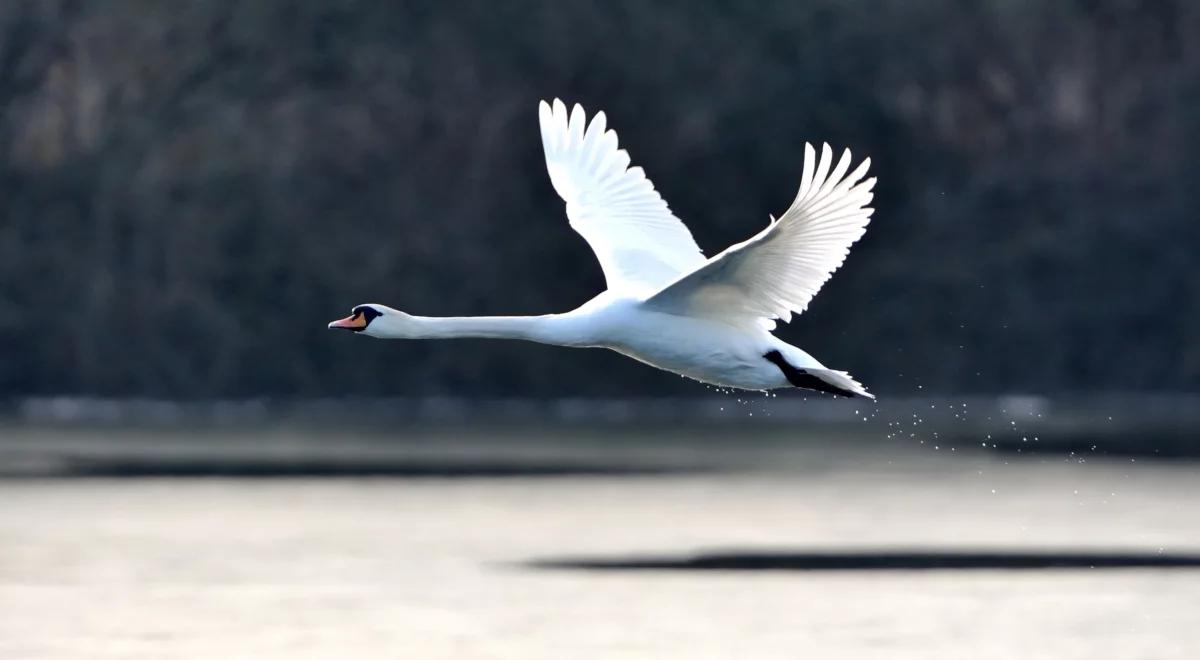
1 427 1197 658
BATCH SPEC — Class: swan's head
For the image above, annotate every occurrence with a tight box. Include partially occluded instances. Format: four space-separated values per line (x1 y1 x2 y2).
327 304 411 338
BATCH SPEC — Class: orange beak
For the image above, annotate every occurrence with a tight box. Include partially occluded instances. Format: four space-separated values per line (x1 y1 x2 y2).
328 313 367 331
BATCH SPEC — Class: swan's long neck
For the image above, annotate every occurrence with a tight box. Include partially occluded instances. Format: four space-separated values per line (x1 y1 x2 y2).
397 314 586 346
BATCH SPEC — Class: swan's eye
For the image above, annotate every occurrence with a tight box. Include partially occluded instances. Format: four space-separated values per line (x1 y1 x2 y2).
355 306 381 321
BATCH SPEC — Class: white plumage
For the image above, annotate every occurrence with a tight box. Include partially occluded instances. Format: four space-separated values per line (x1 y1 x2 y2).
539 99 705 295
330 99 877 398
646 142 875 330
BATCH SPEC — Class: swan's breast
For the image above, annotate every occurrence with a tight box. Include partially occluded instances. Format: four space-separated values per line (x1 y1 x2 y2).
595 308 786 389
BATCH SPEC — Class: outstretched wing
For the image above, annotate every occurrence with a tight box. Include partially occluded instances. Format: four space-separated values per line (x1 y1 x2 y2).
644 143 875 329
539 99 705 295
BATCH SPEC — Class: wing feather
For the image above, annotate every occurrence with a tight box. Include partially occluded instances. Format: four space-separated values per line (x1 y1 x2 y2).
644 143 874 328
539 99 705 295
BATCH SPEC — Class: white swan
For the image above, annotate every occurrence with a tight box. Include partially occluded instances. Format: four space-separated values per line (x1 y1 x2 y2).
330 99 876 398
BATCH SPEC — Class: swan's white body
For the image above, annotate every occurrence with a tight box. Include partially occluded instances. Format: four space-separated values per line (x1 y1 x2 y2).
331 99 877 398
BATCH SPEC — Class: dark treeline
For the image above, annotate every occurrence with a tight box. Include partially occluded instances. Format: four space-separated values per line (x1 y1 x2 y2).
1 1 1197 398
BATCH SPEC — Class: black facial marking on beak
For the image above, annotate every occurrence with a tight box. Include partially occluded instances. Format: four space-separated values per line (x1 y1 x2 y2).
353 306 383 323
329 306 382 332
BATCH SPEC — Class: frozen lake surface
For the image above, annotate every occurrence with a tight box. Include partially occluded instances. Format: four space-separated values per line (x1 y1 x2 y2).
1 426 1199 658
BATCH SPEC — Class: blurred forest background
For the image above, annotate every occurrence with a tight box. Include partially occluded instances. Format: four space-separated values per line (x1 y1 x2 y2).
1 0 1197 399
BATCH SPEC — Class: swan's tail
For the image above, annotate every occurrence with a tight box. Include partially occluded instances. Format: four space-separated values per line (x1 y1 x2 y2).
763 350 874 399
805 368 875 400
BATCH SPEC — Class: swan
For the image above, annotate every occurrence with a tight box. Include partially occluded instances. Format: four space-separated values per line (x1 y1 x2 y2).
330 99 876 398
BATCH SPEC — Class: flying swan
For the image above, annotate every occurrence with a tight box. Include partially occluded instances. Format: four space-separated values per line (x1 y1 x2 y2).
330 99 876 398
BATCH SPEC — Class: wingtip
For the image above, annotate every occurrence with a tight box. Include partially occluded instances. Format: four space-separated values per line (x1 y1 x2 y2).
570 102 587 130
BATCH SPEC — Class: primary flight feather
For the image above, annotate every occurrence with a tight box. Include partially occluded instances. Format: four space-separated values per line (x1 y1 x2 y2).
330 99 877 398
